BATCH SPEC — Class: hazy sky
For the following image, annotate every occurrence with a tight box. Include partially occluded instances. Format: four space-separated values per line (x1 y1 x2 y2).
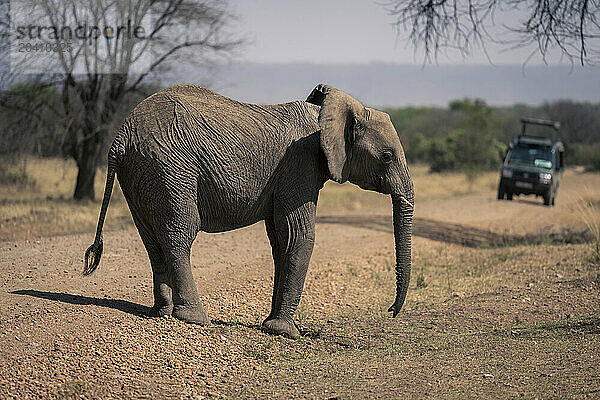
229 0 564 65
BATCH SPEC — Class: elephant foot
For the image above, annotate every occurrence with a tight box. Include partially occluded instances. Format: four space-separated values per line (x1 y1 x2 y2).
173 304 209 325
149 304 173 318
261 317 300 340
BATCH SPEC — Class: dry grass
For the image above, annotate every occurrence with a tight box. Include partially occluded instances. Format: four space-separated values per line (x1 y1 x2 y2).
1 159 498 241
3 158 599 242
0 157 132 241
309 163 498 214
574 188 600 264
411 164 499 200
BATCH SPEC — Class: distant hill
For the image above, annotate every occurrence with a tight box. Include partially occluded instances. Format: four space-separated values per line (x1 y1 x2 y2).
165 63 600 108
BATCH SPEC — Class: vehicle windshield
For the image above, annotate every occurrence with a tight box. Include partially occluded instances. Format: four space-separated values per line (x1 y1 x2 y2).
508 146 552 168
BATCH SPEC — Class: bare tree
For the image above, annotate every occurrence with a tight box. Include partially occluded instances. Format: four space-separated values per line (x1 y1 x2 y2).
4 0 241 200
386 0 600 65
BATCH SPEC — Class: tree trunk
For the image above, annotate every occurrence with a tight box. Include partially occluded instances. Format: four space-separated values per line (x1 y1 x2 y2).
62 73 124 202
74 154 98 201
73 132 103 201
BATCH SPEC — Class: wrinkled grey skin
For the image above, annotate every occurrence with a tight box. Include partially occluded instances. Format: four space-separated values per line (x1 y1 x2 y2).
84 84 414 339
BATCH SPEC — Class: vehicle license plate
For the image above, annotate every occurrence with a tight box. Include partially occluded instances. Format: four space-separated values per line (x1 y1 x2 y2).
515 181 533 189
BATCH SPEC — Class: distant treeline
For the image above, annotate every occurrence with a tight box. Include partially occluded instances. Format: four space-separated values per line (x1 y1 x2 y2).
386 99 600 172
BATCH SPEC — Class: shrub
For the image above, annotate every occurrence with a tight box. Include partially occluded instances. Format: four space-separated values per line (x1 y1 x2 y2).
0 162 36 188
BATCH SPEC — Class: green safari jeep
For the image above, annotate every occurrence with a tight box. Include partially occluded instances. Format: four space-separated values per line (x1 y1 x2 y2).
497 118 565 206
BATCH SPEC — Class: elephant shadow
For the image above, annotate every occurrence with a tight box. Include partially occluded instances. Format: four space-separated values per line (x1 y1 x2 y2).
11 289 152 318
10 290 266 333
11 290 331 339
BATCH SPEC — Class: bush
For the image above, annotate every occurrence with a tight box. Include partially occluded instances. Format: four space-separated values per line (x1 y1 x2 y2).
427 130 503 174
589 153 600 172
402 132 432 163
569 142 600 171
0 161 36 188
428 134 459 172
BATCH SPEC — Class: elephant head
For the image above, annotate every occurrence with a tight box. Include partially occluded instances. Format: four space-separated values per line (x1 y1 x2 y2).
307 84 415 316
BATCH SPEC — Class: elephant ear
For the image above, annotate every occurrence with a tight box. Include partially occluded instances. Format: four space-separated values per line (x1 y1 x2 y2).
306 84 364 183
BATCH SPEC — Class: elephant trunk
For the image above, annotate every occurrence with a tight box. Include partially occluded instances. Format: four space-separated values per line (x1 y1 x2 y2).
388 193 414 317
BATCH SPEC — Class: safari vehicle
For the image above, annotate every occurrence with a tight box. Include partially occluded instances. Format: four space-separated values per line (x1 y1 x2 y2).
497 118 564 206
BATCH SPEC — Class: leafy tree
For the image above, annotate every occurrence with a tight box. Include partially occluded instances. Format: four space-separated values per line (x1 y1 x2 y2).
0 82 63 157
393 98 504 174
446 99 504 177
543 100 600 143
402 131 430 162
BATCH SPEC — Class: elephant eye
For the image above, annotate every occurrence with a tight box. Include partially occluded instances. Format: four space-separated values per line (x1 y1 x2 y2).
381 150 394 164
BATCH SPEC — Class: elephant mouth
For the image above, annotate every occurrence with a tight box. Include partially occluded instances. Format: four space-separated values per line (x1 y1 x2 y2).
355 176 392 194
354 180 379 192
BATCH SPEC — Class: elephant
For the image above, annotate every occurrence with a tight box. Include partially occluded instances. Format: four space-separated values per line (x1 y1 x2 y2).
84 83 414 339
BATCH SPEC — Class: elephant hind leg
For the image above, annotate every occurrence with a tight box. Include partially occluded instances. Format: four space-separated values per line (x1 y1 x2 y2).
149 250 173 317
130 207 173 317
165 244 209 325
155 199 209 325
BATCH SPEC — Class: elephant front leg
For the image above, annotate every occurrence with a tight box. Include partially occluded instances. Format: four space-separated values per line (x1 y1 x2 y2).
262 205 316 339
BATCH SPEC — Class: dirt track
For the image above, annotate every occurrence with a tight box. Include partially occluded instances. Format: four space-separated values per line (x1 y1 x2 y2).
0 170 599 399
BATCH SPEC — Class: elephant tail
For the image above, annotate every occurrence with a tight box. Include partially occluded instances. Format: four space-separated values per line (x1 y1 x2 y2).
83 149 119 276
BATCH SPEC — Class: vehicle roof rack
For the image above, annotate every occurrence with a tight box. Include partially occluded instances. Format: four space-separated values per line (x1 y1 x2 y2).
520 117 561 130
520 117 560 143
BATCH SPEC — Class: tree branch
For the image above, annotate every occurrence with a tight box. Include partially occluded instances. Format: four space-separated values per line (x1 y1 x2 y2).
387 0 599 64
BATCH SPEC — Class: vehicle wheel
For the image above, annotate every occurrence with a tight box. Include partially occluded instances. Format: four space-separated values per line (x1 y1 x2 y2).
543 189 552 206
497 184 505 200
506 192 513 201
